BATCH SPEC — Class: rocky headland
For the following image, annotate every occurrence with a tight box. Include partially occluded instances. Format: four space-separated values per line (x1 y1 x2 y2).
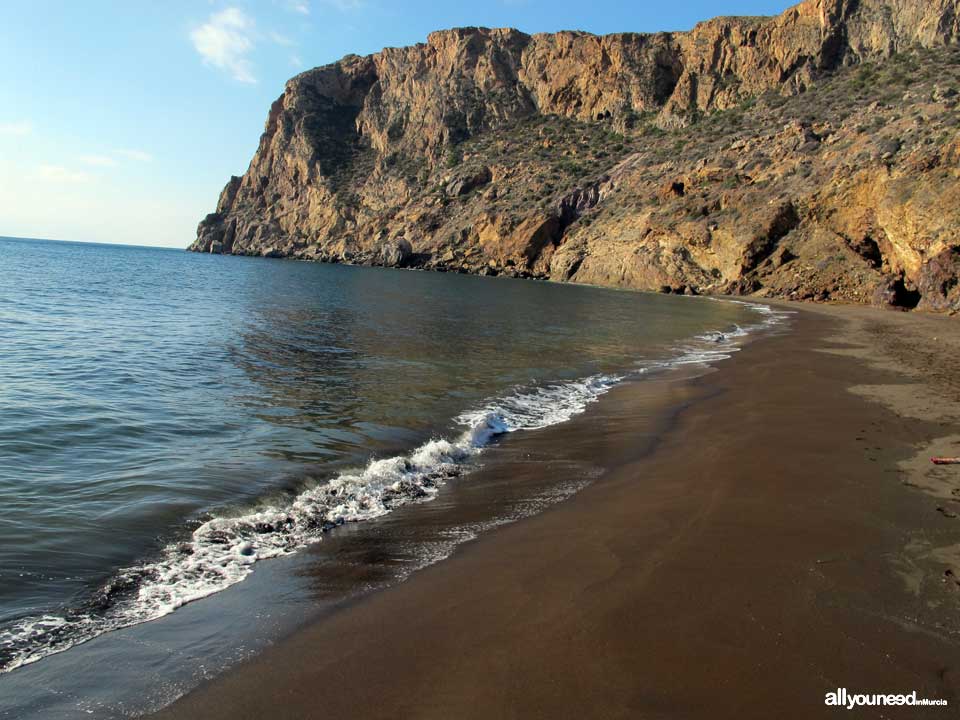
190 0 960 312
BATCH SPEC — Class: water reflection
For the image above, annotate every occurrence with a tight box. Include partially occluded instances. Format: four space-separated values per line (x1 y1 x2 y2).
0 238 757 682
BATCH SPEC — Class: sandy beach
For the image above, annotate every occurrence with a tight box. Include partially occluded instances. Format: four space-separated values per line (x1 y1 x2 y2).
152 304 960 719
8 2 960 717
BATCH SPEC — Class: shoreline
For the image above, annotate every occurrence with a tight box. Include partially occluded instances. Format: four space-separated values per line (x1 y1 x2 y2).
152 304 960 719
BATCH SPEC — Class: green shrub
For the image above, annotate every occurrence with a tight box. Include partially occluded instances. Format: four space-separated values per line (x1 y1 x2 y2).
445 148 463 169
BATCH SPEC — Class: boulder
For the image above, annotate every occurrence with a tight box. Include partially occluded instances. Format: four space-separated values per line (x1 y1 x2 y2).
445 166 492 197
378 238 413 267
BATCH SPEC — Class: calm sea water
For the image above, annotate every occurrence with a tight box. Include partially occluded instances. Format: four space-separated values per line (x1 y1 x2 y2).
0 236 772 685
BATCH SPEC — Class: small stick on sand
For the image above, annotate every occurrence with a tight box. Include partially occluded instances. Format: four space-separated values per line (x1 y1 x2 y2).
931 457 960 465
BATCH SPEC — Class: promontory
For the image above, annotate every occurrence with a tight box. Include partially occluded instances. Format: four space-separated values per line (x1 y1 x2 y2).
190 0 960 312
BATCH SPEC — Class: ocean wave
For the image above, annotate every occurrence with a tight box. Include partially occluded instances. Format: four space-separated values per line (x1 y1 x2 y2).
0 299 791 673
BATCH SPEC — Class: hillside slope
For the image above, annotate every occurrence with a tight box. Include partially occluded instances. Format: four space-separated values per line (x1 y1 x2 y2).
190 0 960 311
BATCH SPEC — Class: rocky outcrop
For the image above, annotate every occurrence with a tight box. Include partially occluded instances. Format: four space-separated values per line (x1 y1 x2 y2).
918 248 960 311
377 237 412 267
190 0 960 312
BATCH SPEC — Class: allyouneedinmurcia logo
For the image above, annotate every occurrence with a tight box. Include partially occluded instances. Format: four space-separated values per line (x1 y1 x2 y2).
825 688 948 709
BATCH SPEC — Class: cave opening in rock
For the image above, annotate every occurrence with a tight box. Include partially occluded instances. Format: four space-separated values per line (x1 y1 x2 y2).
891 278 921 309
855 235 883 268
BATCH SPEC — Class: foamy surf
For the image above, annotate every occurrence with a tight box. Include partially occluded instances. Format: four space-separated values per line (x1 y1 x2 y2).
0 299 791 674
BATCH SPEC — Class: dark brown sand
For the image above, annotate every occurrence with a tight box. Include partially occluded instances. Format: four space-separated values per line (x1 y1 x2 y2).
154 306 960 719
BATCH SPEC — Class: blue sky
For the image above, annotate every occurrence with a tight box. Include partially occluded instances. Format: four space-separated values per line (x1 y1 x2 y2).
0 0 789 248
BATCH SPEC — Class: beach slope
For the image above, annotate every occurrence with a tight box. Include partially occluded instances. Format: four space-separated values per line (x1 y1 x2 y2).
154 306 960 719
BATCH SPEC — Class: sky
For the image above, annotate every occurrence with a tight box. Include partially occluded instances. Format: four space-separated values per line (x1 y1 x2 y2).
0 0 790 248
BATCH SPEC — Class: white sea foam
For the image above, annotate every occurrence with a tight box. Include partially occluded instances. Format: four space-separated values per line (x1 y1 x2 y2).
0 299 791 673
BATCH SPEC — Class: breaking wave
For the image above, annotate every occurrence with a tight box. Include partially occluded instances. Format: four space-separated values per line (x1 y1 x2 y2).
0 300 791 673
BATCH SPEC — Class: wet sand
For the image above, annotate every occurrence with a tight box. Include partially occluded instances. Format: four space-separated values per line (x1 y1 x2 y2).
154 305 960 719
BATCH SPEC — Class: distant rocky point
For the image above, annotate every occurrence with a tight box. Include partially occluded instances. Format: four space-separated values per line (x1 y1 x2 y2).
190 0 960 312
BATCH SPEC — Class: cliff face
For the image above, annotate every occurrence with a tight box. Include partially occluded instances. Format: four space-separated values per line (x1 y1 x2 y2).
191 0 960 312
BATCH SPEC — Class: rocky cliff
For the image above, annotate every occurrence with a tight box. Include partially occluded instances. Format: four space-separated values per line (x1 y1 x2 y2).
190 0 960 311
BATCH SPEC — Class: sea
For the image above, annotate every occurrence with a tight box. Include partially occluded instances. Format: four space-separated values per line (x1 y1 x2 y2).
0 236 788 717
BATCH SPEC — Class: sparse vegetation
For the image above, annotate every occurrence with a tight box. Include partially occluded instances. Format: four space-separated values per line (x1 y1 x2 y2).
203 27 960 309
445 147 463 169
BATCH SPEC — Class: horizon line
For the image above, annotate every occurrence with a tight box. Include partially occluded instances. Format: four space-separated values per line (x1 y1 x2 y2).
0 234 184 251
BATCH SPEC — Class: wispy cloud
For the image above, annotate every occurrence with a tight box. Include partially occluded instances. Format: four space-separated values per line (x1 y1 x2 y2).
268 30 294 46
34 164 90 183
290 54 304 67
318 0 365 10
0 121 32 136
80 154 118 168
115 149 153 162
190 8 256 84
79 150 153 167
287 0 365 14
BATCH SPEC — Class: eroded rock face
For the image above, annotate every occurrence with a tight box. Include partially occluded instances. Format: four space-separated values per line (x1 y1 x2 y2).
446 166 492 197
190 0 960 311
918 248 960 312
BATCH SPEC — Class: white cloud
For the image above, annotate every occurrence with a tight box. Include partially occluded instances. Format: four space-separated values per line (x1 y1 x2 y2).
80 154 118 167
190 8 256 84
268 30 294 46
289 1 310 14
34 164 91 183
0 121 32 136
317 0 364 10
115 148 153 162
290 54 303 67
78 150 153 167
